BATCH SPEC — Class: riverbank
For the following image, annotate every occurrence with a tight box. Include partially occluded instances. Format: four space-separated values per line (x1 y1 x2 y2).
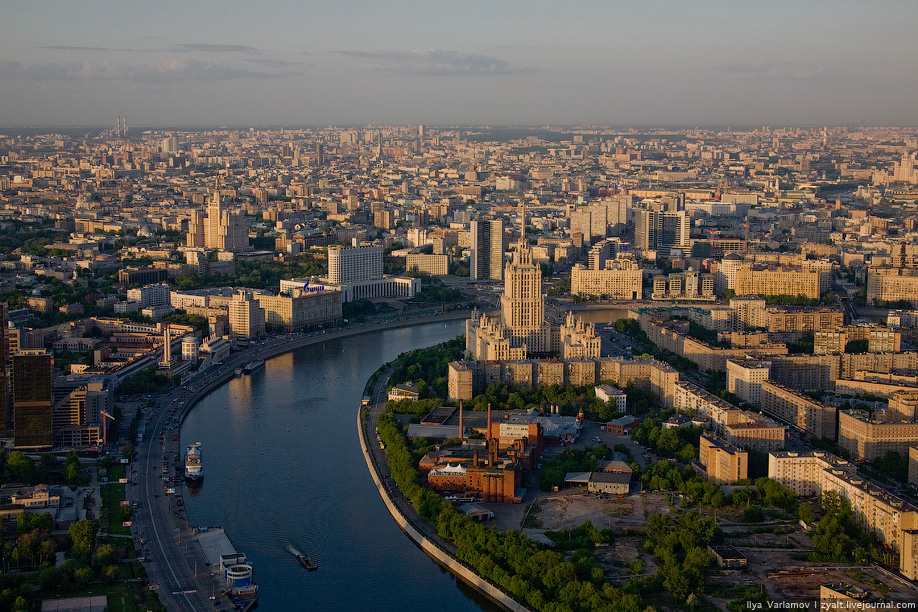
357 367 533 612
130 310 472 610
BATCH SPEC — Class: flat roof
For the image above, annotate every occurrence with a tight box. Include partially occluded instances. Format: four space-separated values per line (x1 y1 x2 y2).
196 527 238 568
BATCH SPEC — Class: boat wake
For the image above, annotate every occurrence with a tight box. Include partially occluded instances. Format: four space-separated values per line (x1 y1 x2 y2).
285 544 303 558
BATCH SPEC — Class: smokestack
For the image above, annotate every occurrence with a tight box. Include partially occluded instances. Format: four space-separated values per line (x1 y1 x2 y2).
473 450 479 467
458 400 463 444
487 403 492 440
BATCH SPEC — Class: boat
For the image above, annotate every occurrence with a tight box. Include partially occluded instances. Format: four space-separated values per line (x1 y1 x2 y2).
297 554 318 571
185 442 203 481
242 359 264 375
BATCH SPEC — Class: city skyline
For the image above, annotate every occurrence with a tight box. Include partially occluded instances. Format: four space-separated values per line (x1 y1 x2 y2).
2 0 917 128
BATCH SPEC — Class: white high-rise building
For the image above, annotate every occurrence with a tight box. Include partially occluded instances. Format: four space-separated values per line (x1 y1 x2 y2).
327 244 383 284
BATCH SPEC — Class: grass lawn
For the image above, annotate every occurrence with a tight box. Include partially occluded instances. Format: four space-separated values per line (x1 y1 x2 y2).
99 466 131 536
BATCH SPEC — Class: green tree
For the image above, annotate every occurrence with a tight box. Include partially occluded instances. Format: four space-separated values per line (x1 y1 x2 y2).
102 564 120 584
65 451 81 486
69 519 99 559
6 451 33 483
95 543 117 566
798 501 815 523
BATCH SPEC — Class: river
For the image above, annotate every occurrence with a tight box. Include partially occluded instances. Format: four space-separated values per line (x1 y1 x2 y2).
181 320 498 612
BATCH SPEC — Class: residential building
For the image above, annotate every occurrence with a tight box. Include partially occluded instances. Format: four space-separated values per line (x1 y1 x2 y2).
405 253 449 276
699 433 748 484
760 380 837 440
570 259 642 300
227 290 266 340
735 265 821 300
769 451 918 580
838 409 918 461
726 359 771 406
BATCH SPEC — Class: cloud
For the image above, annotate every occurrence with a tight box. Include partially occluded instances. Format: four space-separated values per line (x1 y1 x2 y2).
246 58 300 68
40 45 112 52
173 43 258 54
0 59 291 83
335 49 528 77
712 61 831 82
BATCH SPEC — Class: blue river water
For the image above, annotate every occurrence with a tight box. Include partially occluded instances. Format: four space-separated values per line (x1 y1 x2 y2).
181 320 498 612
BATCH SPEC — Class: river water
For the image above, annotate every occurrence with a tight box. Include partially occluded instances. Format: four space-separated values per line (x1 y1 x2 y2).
181 320 497 612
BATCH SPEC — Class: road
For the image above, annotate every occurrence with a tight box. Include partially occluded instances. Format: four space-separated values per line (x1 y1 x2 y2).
126 310 470 611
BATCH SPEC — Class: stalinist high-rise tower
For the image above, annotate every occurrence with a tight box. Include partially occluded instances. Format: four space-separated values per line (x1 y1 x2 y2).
196 181 250 252
499 213 553 353
465 204 598 360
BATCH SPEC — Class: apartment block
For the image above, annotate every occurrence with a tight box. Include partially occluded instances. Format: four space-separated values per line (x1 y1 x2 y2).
813 325 901 355
405 253 449 276
570 261 642 300
699 433 748 484
674 381 785 451
726 359 771 406
838 409 918 462
867 267 918 307
735 266 821 300
760 380 837 440
766 307 845 335
446 357 678 405
769 451 918 580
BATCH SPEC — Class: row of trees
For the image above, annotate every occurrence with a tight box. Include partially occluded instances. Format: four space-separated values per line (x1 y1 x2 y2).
0 450 84 487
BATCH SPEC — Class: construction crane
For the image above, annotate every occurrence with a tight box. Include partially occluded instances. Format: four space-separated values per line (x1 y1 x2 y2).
100 409 115 447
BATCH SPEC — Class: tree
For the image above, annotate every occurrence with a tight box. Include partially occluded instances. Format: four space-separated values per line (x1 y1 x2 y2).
95 543 117 566
102 564 120 584
73 566 93 586
65 451 81 486
6 451 32 483
69 519 99 559
798 501 815 523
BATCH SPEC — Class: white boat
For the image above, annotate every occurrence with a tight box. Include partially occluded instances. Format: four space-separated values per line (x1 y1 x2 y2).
185 442 203 481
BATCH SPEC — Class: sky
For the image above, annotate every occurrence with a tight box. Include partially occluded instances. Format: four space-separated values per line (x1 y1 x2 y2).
1 0 917 128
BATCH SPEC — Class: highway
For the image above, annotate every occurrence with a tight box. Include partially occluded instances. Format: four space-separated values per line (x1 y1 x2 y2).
125 310 471 611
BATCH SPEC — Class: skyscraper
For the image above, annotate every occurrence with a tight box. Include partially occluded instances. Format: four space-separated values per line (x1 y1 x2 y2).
203 186 249 252
635 210 689 251
0 302 7 435
12 350 53 449
470 220 505 281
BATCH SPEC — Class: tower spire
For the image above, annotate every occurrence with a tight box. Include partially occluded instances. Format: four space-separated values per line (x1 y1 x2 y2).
520 200 526 243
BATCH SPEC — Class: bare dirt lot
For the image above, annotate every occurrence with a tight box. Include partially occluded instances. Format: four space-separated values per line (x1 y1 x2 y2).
510 489 918 609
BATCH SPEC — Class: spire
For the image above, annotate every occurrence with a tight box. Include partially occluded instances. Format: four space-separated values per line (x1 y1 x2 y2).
213 175 221 206
520 200 526 243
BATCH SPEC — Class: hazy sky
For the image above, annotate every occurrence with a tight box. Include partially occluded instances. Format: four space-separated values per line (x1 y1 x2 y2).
2 0 916 127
